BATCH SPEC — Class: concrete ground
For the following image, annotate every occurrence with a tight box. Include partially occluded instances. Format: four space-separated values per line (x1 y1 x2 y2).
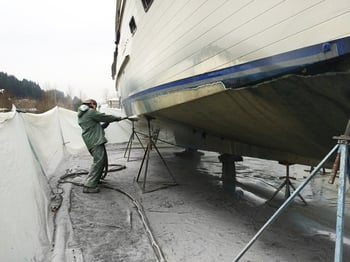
51 142 350 262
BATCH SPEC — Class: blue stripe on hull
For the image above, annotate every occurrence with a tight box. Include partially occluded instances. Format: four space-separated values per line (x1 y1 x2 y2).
123 36 350 109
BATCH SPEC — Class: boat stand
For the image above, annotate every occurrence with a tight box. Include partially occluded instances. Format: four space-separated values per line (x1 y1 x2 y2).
136 116 177 193
330 135 350 262
124 118 145 161
219 153 243 192
267 161 307 205
232 121 350 262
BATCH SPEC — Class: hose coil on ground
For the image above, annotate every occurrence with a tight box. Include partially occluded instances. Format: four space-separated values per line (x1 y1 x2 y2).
54 166 166 262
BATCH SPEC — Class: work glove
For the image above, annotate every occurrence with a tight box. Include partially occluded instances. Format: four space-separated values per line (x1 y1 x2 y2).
116 116 123 121
101 122 109 129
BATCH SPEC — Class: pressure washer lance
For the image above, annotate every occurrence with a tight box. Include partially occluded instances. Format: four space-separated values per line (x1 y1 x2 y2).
125 115 139 121
116 115 138 122
101 116 137 128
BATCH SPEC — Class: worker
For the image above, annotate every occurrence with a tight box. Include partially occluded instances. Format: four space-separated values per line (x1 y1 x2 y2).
77 99 125 193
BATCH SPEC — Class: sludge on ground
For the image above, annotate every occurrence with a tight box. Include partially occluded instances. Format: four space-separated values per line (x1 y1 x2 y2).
52 142 350 262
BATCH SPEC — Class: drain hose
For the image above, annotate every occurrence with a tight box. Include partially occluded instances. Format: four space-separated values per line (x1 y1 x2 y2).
56 167 166 262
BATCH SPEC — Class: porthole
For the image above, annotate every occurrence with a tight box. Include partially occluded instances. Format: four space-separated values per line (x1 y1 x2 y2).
129 16 137 34
141 0 153 12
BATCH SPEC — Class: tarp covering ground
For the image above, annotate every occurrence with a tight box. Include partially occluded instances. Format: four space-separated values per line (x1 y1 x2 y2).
0 106 130 262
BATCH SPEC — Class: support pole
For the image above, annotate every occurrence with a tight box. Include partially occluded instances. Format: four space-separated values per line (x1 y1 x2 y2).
268 161 307 205
136 116 177 193
219 154 242 192
124 119 145 161
232 144 339 262
333 119 350 262
334 142 349 262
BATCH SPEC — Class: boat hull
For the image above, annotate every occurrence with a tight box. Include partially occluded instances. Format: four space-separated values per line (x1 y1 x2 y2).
149 68 350 166
113 0 350 165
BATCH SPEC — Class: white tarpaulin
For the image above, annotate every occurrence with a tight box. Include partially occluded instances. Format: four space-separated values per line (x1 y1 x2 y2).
0 106 131 262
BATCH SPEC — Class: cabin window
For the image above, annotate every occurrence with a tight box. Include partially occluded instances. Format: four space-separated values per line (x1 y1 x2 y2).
141 0 153 12
129 16 137 34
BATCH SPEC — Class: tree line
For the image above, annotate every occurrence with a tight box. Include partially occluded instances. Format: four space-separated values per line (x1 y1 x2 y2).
0 72 82 112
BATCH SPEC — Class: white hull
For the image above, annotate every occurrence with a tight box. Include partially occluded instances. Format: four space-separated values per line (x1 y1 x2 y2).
112 0 350 165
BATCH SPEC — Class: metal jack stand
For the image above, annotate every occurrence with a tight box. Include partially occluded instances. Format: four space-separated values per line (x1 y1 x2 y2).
330 135 350 262
268 161 307 205
136 116 177 193
124 118 145 161
232 120 350 262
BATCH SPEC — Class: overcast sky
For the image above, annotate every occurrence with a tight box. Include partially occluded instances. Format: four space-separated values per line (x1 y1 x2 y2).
0 0 117 102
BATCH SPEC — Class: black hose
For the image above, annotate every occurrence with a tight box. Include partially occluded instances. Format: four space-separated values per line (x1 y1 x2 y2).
56 167 166 262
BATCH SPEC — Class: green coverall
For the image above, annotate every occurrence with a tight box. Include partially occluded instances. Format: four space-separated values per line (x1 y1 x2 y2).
77 104 122 188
